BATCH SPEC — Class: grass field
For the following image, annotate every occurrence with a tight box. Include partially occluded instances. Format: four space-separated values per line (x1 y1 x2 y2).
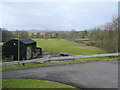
3 79 75 88
34 39 106 55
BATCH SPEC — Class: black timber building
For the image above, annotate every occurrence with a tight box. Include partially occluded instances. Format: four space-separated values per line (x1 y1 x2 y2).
2 39 42 60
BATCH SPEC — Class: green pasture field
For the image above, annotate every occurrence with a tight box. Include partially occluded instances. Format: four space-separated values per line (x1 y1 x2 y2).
3 79 75 88
34 39 106 55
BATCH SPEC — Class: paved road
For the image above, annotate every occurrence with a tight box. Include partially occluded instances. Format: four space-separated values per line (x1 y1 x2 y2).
2 60 118 88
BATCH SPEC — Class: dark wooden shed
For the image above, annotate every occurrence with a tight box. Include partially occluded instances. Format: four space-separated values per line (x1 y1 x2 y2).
2 39 42 60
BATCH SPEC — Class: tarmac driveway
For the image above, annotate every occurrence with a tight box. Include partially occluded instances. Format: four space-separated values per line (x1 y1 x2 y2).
2 60 118 88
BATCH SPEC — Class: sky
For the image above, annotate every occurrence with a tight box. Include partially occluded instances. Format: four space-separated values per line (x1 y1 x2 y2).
0 2 118 31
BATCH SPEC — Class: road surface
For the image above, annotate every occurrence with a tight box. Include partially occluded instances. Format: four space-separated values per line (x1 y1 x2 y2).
2 60 118 88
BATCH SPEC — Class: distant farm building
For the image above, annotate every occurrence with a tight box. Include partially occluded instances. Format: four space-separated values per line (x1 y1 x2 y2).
2 39 42 60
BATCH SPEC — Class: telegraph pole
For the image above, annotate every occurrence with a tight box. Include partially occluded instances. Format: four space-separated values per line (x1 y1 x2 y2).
18 31 20 65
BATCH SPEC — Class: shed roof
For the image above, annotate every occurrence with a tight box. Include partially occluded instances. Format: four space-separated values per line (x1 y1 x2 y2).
20 39 36 44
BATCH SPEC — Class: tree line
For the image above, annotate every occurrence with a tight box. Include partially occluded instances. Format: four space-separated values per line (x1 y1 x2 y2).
1 29 88 42
1 28 29 42
88 17 118 53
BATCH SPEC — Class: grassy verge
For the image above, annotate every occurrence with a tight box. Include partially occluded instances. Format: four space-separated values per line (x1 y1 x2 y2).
3 79 75 88
2 56 118 71
34 39 106 55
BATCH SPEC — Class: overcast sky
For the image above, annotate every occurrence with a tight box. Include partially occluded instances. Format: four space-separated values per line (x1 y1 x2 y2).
0 2 118 31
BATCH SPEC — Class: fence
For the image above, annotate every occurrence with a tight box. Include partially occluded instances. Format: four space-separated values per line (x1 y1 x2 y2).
0 53 119 66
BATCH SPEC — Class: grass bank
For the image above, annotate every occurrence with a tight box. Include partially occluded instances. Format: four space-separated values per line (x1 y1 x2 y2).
3 79 75 88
